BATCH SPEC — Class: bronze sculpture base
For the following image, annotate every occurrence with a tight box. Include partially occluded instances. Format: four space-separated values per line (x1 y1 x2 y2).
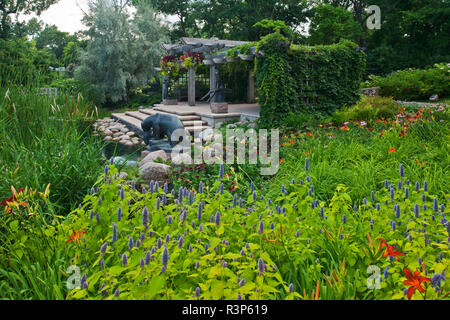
210 102 229 114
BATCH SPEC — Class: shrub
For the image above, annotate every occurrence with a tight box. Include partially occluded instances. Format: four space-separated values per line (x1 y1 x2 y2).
256 33 366 127
331 96 401 125
362 63 450 101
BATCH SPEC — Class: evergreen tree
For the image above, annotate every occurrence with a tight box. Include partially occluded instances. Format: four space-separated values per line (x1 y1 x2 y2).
75 0 168 104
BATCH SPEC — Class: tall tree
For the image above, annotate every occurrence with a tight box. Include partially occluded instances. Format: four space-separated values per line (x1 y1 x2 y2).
0 0 59 38
75 0 168 104
145 0 310 41
308 4 362 45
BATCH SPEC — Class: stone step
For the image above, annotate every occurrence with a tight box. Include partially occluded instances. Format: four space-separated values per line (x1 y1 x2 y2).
181 120 209 127
140 108 202 121
153 106 198 116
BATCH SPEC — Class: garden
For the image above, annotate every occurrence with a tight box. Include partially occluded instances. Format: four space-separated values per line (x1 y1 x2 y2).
0 0 449 302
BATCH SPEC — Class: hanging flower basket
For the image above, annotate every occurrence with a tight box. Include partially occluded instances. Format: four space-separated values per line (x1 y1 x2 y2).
226 56 236 62
180 52 204 69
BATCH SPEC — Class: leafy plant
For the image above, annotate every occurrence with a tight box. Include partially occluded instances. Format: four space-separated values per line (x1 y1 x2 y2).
362 63 450 101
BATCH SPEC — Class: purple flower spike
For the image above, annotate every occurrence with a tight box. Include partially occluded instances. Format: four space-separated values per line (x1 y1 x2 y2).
215 211 221 227
258 258 264 276
140 258 145 268
414 204 420 218
433 198 439 212
122 253 128 266
112 223 118 242
142 207 149 227
258 220 264 234
390 187 395 200
239 278 245 287
237 293 242 300
117 207 122 221
288 283 294 293
399 164 404 178
114 288 120 297
342 214 347 224
145 251 151 265
100 242 108 254
424 181 428 192
195 261 200 269
305 158 309 171
178 236 184 249
195 287 200 297
128 237 134 250
162 246 169 266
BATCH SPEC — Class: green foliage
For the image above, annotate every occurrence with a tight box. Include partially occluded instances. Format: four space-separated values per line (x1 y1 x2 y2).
35 24 77 61
308 4 362 46
0 86 104 213
148 0 309 41
362 63 450 101
0 187 72 299
220 60 253 103
0 38 58 86
332 96 402 125
256 33 366 127
270 105 449 204
53 156 449 300
366 0 450 75
253 19 296 41
75 0 168 105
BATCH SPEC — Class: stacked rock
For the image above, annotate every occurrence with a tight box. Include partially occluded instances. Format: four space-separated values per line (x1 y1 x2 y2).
93 118 146 147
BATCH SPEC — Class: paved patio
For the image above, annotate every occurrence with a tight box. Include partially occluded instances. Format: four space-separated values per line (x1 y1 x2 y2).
154 102 260 118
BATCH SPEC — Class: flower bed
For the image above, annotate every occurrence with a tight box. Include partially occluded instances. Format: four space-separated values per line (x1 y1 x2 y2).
60 159 448 300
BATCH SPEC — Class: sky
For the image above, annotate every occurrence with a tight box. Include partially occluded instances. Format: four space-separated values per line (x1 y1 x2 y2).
20 0 177 34
20 0 90 34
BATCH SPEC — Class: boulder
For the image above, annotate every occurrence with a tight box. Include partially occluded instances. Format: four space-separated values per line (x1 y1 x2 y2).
139 162 170 182
104 136 112 142
140 150 169 167
127 131 136 137
104 129 113 136
172 153 193 165
121 127 129 133
430 94 439 101
120 135 131 141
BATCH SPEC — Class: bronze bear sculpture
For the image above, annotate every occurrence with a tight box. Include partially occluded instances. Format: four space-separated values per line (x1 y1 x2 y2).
141 113 187 148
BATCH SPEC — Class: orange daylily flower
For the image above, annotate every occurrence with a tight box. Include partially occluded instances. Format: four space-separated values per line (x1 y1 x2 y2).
1 187 28 213
305 150 311 156
307 132 313 137
66 227 87 245
377 238 405 261
403 268 431 300
388 147 397 154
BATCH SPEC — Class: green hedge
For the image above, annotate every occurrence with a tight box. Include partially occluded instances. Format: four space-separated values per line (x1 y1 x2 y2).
361 63 450 101
255 33 366 127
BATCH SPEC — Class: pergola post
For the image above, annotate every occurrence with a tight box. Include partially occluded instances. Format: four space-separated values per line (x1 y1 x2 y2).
188 67 196 106
248 70 256 103
210 65 216 103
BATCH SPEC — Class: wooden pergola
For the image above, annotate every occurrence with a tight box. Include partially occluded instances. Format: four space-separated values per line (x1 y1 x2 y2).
159 37 257 106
